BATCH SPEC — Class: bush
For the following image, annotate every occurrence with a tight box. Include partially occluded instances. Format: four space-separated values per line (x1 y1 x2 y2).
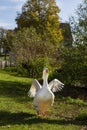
50 46 87 87
18 56 50 78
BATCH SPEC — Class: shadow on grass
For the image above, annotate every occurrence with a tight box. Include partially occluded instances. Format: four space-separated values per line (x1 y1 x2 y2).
0 80 31 102
0 111 87 126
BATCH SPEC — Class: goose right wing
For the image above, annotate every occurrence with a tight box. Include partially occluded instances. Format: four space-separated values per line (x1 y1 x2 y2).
28 79 42 97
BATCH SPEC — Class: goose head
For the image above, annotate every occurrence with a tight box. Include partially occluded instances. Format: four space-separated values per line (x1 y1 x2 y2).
42 68 49 80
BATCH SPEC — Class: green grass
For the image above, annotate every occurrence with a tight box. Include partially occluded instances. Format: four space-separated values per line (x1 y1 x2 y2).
0 69 87 130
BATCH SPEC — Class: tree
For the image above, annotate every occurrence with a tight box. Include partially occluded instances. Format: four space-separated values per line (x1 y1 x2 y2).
69 0 87 86
12 27 56 62
0 28 14 61
56 0 87 86
50 0 87 87
6 30 14 51
0 28 7 57
12 27 56 77
70 0 87 45
16 0 62 44
60 46 87 86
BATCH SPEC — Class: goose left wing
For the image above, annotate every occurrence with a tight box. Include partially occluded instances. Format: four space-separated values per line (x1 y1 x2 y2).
28 79 42 97
48 79 64 92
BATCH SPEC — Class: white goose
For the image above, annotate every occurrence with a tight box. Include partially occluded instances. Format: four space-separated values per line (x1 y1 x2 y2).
28 68 64 117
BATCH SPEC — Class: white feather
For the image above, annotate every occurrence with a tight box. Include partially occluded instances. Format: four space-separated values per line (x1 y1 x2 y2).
28 79 42 97
49 79 64 92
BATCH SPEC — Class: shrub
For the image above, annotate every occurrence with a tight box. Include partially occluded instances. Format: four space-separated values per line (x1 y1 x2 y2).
18 56 50 78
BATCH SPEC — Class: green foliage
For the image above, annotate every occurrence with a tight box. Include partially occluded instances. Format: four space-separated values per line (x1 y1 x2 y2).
0 28 7 55
16 0 63 44
62 47 87 86
12 27 56 62
12 0 63 77
12 27 57 77
50 1 87 86
70 0 87 45
64 0 87 86
5 30 14 51
12 27 41 64
18 56 49 78
50 46 87 87
0 28 14 56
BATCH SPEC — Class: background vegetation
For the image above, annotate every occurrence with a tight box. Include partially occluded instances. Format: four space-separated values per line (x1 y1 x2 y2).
0 0 87 87
0 0 87 129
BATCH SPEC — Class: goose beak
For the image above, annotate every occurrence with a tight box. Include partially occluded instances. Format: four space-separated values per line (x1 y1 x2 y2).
46 69 49 74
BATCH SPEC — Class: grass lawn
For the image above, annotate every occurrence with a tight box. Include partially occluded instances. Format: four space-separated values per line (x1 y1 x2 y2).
0 69 87 130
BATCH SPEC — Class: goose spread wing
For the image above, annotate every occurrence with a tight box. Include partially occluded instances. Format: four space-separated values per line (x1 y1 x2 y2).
49 79 64 92
28 79 42 97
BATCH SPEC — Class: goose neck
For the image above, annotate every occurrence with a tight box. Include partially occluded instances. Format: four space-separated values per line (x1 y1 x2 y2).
43 77 48 87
